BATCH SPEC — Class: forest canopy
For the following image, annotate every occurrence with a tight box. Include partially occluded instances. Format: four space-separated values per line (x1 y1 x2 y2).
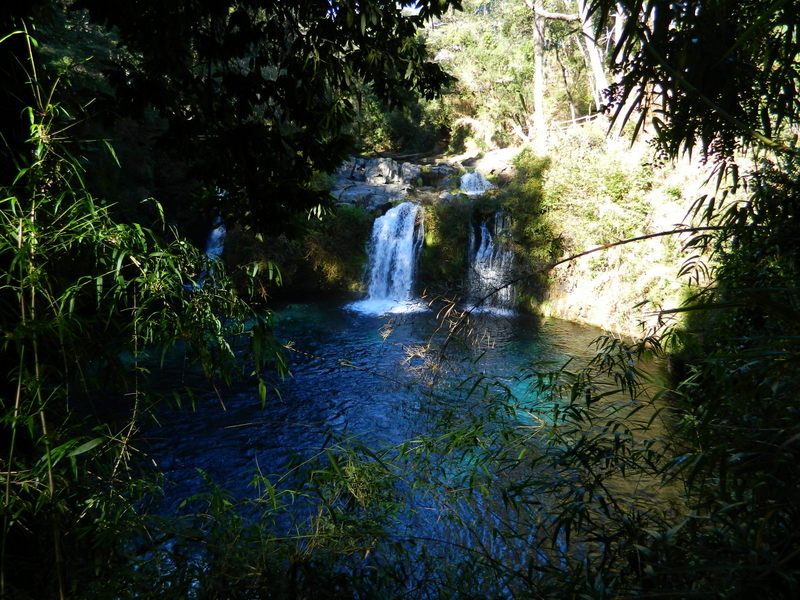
3 0 462 232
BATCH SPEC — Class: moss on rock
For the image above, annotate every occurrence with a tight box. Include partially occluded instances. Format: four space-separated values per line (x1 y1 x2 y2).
417 199 473 298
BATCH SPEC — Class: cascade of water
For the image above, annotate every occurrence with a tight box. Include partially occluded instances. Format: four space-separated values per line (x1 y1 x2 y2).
460 170 495 196
468 211 515 313
205 217 226 261
185 217 226 291
348 201 425 314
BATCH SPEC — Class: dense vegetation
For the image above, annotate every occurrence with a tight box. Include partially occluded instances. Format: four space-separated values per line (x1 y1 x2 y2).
0 1 459 598
2 0 800 598
587 0 800 595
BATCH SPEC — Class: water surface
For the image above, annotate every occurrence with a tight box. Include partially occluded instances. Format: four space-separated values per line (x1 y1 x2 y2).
143 299 607 510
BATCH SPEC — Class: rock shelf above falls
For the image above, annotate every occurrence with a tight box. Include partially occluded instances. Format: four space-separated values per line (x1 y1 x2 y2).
332 156 457 211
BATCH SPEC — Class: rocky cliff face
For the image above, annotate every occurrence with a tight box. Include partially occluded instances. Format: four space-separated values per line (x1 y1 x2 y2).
332 156 458 211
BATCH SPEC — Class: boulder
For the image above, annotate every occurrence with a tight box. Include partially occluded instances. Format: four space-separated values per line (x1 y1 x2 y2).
332 157 458 211
333 183 408 211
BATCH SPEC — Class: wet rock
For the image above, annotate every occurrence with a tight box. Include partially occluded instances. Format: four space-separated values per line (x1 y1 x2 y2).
333 183 408 211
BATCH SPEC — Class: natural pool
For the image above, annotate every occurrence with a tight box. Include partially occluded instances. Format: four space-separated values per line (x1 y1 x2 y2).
143 299 607 503
138 298 666 595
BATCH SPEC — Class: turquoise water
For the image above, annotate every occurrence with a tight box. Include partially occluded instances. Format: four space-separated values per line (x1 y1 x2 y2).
137 297 661 592
143 298 606 506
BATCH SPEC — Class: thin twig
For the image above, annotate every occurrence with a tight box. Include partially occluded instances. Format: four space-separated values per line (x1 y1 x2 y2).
437 226 726 361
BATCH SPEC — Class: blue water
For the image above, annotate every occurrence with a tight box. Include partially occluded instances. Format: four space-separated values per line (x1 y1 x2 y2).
142 299 606 512
136 297 657 595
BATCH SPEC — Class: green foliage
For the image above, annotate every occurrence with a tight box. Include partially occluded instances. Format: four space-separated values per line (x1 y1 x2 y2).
541 125 656 250
67 0 461 233
649 156 800 597
385 98 453 154
447 122 471 154
8 0 800 597
225 204 374 296
417 199 474 294
60 437 413 599
580 0 800 595
426 0 595 150
303 205 374 292
426 0 538 147
0 323 674 599
352 94 396 153
353 93 453 154
503 148 553 252
593 0 800 164
496 148 559 299
503 124 690 332
0 32 282 599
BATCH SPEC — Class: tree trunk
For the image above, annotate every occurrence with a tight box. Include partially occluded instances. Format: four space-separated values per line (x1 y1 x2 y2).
576 0 609 111
531 0 547 152
527 0 612 143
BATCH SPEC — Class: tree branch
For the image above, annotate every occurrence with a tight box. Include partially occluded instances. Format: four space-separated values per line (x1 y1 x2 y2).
544 226 722 271
524 1 580 22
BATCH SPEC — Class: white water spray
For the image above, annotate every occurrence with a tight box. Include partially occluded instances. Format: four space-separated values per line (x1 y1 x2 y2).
468 211 515 314
204 217 226 261
348 202 425 315
460 171 495 196
185 217 226 291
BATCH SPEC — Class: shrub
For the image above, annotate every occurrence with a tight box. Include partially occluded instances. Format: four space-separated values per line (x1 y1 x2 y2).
303 205 374 291
418 199 473 297
499 149 560 298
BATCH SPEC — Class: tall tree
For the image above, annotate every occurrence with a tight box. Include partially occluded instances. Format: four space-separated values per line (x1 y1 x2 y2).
528 0 611 114
531 0 548 149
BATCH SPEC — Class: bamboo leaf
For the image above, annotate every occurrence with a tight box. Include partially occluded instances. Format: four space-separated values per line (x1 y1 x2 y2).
68 437 103 457
326 450 345 478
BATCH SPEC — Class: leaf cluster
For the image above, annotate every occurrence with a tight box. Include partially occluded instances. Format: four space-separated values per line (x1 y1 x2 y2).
592 0 800 164
0 32 284 598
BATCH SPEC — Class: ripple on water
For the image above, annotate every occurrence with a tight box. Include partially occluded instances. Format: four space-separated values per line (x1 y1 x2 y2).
143 299 610 506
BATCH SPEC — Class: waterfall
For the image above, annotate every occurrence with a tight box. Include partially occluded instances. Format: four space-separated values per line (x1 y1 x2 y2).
348 202 425 315
204 217 226 261
460 171 495 196
185 217 226 290
468 211 515 314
